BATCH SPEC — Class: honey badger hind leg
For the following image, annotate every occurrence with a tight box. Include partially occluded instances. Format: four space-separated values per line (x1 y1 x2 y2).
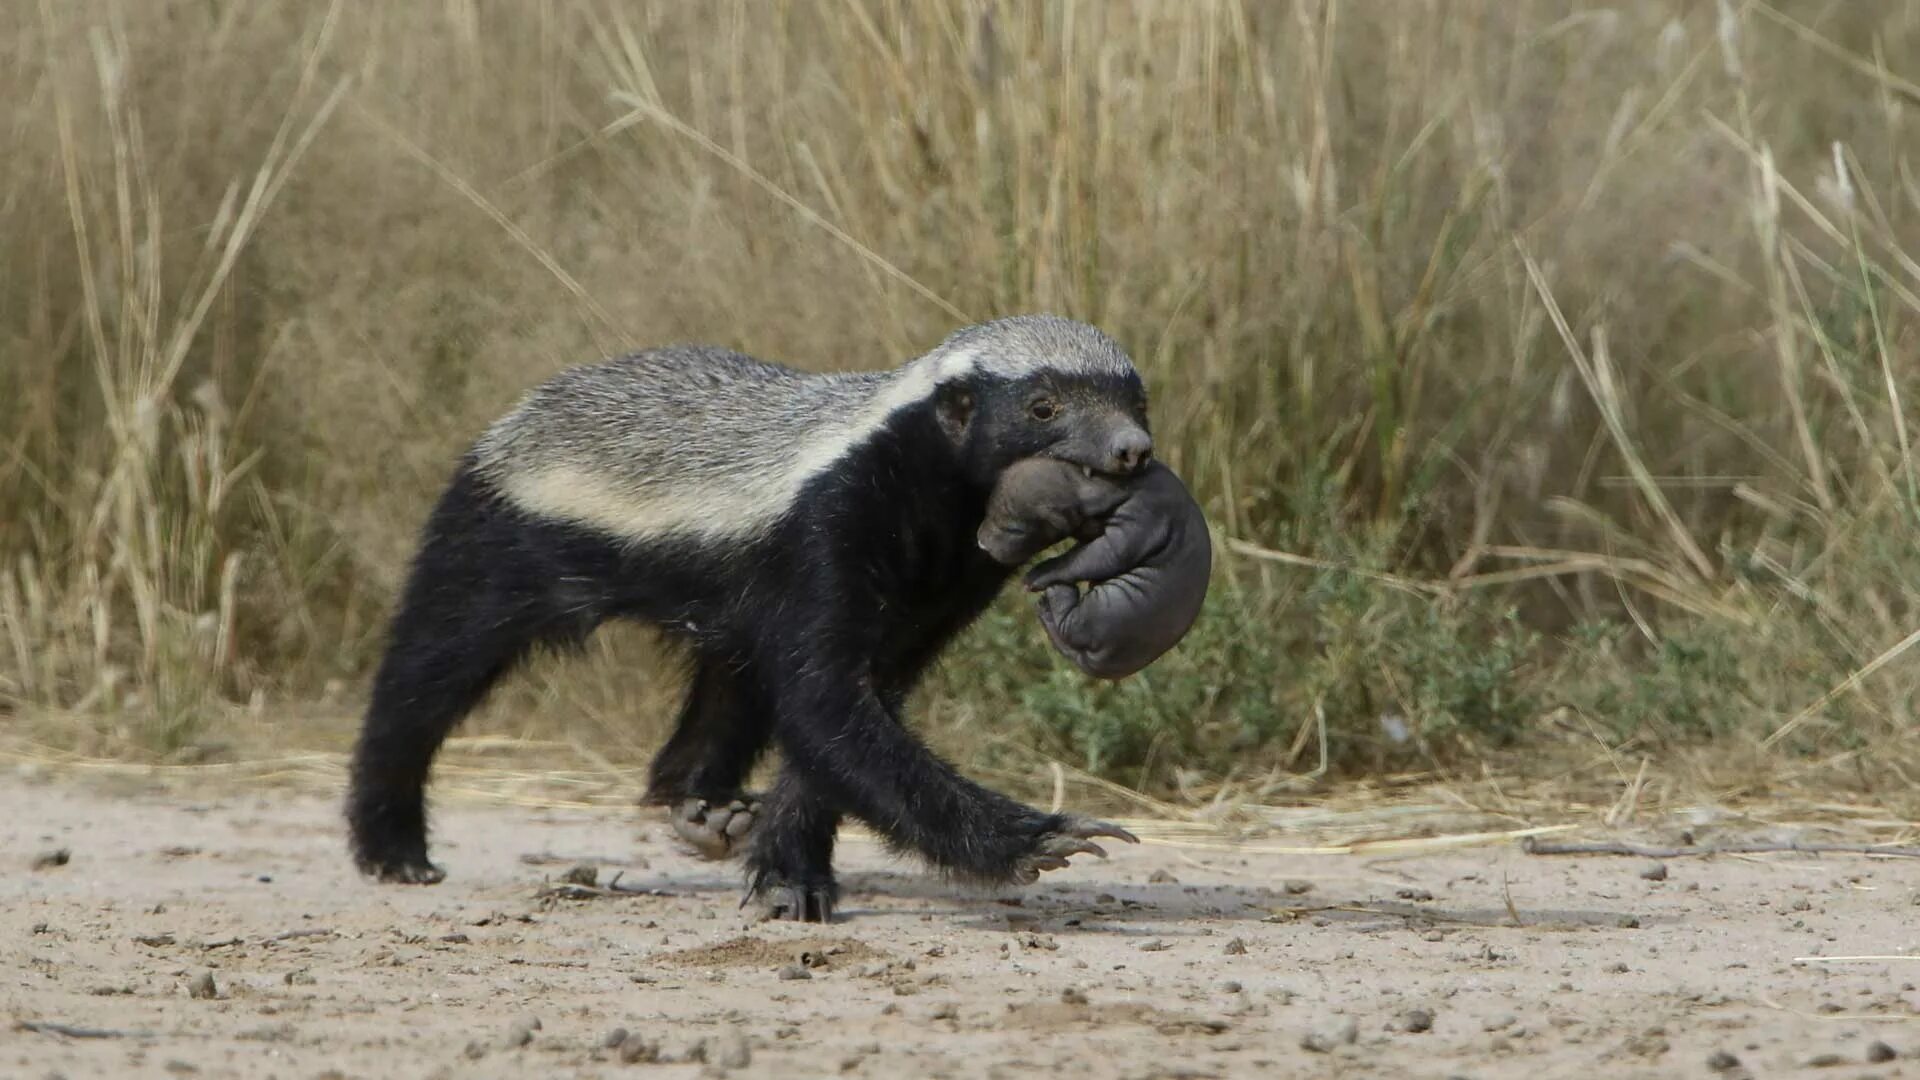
348 466 604 884
646 654 773 860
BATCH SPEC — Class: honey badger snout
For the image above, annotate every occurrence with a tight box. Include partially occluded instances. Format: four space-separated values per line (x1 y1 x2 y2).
1049 412 1152 479
1107 426 1153 474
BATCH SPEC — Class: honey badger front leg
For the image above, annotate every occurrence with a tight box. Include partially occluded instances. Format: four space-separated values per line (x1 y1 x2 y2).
744 641 1135 920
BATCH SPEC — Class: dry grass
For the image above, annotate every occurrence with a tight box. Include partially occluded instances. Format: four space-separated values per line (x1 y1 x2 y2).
3 1 1919 818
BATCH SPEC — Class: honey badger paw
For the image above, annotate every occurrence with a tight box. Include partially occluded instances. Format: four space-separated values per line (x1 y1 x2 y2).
356 851 447 885
743 869 837 923
1012 816 1140 884
667 794 760 860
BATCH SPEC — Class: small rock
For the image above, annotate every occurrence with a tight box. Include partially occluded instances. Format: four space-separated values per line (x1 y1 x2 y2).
1803 1052 1845 1068
462 1041 487 1061
602 1027 629 1049
1300 1016 1359 1053
1396 887 1434 902
1148 869 1179 884
1422 930 1445 943
440 933 469 945
1639 863 1668 882
31 849 70 871
710 1031 752 1069
1706 1049 1740 1072
1483 1013 1516 1032
1221 981 1242 994
777 964 812 981
1604 962 1629 973
1283 879 1314 895
1616 915 1641 929
930 1004 958 1021
1061 987 1089 1005
1224 937 1247 955
1402 1008 1434 1033
502 1015 541 1049
1137 938 1170 952
1867 1041 1897 1063
559 864 597 887
187 971 217 1000
618 1035 661 1064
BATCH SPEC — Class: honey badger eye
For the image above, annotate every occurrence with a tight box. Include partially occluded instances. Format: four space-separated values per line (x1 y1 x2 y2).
1028 399 1058 422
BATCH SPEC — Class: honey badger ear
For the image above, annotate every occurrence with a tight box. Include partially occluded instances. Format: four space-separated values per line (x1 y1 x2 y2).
935 381 974 445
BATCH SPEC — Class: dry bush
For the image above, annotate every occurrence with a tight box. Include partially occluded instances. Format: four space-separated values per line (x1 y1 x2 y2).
1 1 1916 802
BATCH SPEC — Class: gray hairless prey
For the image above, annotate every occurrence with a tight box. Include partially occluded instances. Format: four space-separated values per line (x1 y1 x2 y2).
977 457 1211 679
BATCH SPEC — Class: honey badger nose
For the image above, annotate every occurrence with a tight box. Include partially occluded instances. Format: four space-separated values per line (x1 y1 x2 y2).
1109 428 1153 474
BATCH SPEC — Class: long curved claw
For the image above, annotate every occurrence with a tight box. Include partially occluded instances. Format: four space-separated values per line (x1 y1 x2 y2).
1037 836 1108 861
743 869 836 923
1062 816 1139 844
367 858 446 885
764 886 835 923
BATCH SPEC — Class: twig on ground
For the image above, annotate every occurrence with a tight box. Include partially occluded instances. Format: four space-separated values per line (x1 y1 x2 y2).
15 1020 155 1040
1522 837 1920 859
535 881 672 901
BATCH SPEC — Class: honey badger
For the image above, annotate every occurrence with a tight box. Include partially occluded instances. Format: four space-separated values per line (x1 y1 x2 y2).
346 314 1152 921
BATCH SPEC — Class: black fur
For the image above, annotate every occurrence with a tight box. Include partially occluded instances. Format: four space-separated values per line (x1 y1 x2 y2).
346 366 1149 914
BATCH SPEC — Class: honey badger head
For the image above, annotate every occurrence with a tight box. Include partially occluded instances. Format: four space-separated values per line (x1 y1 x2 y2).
920 315 1153 487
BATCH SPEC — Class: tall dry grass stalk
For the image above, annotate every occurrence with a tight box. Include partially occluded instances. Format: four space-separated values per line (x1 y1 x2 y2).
1 2 1916 798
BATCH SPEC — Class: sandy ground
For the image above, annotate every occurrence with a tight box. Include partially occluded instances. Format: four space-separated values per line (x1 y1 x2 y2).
4 776 1917 1080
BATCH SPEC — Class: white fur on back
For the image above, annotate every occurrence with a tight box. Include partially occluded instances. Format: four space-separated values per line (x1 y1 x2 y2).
470 315 1133 544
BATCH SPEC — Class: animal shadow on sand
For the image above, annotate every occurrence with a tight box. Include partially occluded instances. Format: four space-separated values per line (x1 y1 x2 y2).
543 865 1644 935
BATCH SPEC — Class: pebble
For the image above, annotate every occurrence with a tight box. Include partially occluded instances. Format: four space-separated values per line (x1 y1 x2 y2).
31 848 71 871
1396 888 1434 902
709 1031 752 1069
1220 981 1242 994
559 864 597 887
1283 880 1314 895
602 1027 629 1049
1061 987 1089 1005
1639 863 1668 881
1615 915 1641 928
1402 1008 1434 1034
1223 937 1248 956
1706 1050 1740 1071
1867 1041 1897 1063
1483 1013 1516 1032
1137 939 1170 952
1604 962 1629 973
187 972 217 1000
1148 869 1179 884
502 1015 541 1048
1804 1052 1845 1067
618 1035 661 1064
777 964 812 981
1300 1016 1358 1053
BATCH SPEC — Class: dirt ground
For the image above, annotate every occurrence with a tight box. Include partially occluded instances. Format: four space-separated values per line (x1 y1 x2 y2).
4 775 1916 1079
